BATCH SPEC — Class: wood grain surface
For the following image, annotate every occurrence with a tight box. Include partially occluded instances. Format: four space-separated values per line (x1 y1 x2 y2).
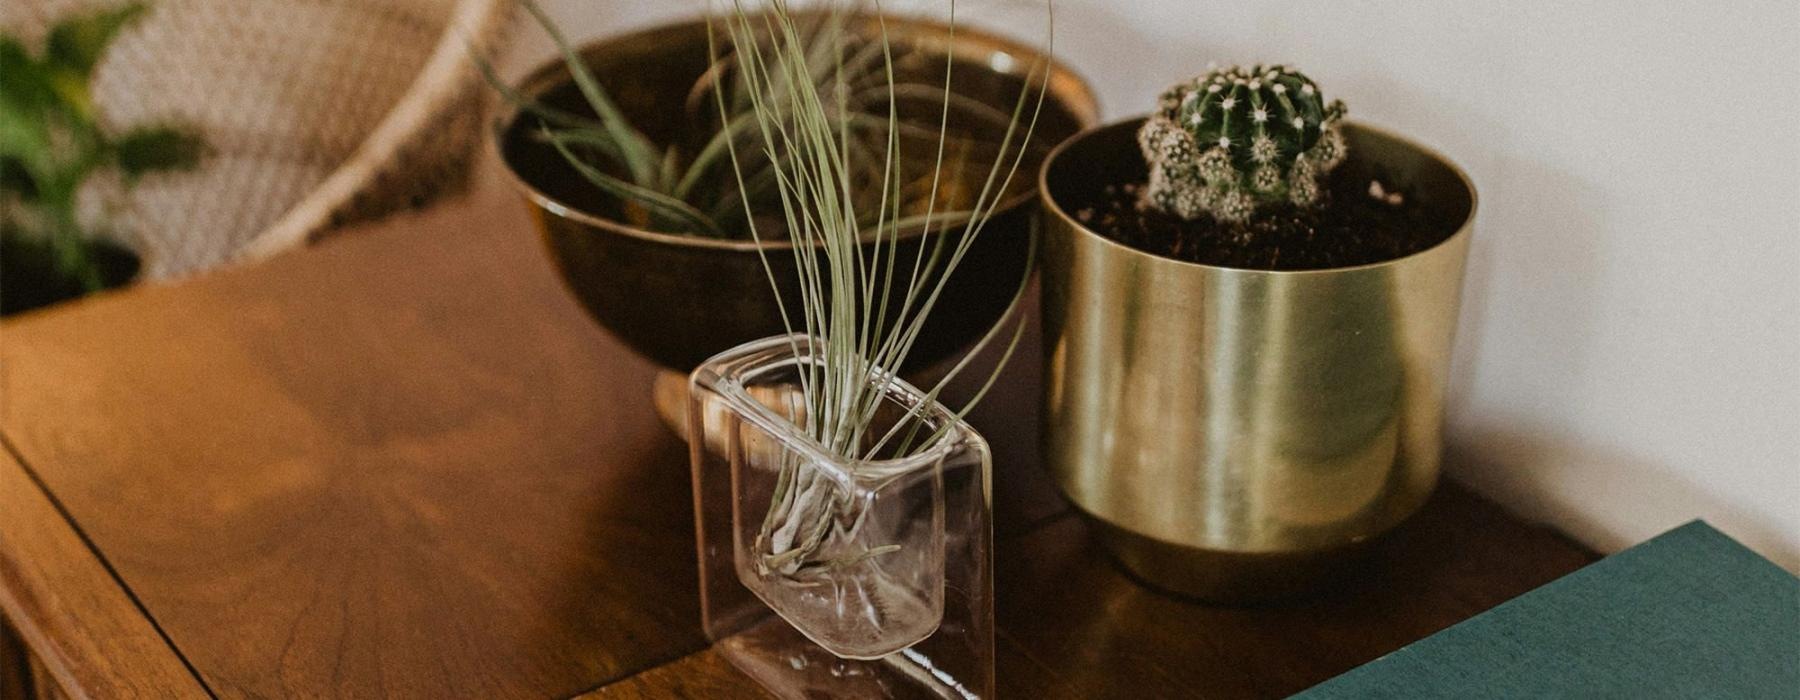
559 480 1597 699
0 162 1597 698
991 483 1597 698
0 193 704 698
0 447 206 698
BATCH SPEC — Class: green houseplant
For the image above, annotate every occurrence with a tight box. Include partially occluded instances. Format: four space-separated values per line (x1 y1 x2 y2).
1038 64 1478 601
490 1 1096 380
487 0 965 240
1138 63 1346 222
0 2 205 316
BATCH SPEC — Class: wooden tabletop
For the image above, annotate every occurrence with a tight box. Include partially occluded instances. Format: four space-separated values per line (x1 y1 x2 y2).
0 166 1597 699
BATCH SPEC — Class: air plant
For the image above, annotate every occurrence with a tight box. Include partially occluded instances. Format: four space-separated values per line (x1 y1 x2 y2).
712 0 1048 582
1138 63 1346 223
482 0 1026 239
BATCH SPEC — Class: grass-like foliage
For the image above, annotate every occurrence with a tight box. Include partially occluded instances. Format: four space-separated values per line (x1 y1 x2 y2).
713 0 1049 576
486 0 1033 240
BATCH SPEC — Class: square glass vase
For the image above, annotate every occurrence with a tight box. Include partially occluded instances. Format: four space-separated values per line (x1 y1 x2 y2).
688 335 994 698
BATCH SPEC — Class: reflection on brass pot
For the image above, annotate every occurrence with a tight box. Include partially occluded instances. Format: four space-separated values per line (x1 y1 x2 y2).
497 16 1098 371
1039 119 1477 602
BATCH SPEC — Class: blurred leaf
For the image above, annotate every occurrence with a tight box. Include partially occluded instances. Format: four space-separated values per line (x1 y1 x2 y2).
45 66 97 122
0 39 56 167
0 156 39 200
46 2 147 77
0 38 50 111
0 100 51 171
114 126 206 179
2 2 172 310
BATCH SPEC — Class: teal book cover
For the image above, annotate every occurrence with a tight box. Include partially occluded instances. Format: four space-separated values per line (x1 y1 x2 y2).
1299 521 1799 698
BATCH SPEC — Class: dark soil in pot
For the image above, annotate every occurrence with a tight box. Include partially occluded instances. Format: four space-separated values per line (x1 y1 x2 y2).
0 236 140 316
1061 154 1462 271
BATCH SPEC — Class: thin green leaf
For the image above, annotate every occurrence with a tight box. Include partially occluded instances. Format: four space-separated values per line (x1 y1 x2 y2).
520 0 661 185
0 38 51 115
470 49 608 133
114 126 205 180
659 145 681 192
543 128 724 237
46 2 148 76
530 126 622 162
0 40 56 168
676 111 765 200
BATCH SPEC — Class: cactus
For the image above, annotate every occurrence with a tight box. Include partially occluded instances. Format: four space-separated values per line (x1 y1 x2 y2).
1138 64 1347 223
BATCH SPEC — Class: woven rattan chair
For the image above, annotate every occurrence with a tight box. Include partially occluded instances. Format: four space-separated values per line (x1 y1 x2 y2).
2 0 516 278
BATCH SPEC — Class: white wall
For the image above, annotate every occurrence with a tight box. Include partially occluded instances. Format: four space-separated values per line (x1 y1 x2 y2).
516 1 1800 569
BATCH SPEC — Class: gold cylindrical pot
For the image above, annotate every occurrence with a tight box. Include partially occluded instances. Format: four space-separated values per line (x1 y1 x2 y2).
1038 119 1476 602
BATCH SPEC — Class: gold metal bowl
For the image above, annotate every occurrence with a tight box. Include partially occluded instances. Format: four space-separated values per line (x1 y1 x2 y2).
497 16 1098 372
1039 118 1477 602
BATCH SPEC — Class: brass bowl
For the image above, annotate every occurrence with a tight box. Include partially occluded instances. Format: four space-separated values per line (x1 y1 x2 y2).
1039 118 1477 602
498 16 1098 372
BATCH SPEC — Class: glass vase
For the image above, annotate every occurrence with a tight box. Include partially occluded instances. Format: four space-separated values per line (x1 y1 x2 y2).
688 335 994 698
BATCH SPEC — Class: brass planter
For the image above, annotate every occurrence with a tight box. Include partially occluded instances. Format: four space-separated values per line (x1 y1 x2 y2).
1039 119 1476 601
497 16 1097 372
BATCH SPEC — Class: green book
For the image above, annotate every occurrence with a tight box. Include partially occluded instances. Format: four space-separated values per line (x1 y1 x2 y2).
1299 521 1799 698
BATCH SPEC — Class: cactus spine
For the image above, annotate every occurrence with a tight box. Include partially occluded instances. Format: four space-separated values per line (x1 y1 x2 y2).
1138 64 1347 223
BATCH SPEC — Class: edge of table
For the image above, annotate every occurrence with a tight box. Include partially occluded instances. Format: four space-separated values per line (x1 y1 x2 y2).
0 441 208 698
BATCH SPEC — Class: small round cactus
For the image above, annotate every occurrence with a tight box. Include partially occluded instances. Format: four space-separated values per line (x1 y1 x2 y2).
1139 64 1347 222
